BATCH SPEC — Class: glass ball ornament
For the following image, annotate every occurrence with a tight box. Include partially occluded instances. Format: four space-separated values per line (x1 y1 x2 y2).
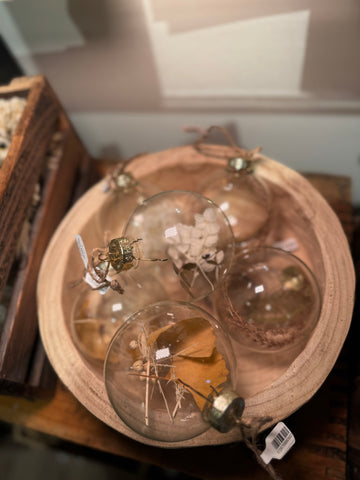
104 301 243 442
123 190 235 302
70 270 168 372
96 169 161 239
200 157 271 246
216 247 321 353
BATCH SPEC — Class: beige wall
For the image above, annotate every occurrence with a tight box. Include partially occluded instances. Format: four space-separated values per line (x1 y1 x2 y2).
1 0 360 201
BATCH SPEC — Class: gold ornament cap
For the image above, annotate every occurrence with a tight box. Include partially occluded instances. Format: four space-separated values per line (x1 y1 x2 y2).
228 156 252 173
204 390 245 433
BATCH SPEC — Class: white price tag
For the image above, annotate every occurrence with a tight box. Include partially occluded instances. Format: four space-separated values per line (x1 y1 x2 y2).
75 234 89 269
75 234 110 295
260 422 295 465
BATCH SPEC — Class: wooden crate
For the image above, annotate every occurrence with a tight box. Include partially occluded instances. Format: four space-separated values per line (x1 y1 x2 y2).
0 76 94 398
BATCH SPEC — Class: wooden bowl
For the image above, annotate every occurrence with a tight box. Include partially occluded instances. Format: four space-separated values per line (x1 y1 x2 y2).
37 145 355 447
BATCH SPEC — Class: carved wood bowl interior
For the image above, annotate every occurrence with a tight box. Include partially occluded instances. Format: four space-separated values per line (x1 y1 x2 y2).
37 145 355 448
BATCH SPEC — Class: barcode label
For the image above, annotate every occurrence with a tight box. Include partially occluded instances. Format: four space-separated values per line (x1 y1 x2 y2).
271 425 291 450
260 422 295 465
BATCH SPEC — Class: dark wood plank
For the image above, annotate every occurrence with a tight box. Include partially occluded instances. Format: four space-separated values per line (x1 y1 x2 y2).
0 116 87 386
346 206 360 480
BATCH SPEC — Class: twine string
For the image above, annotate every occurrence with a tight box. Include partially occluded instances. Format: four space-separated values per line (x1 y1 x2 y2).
239 417 284 480
184 125 262 162
107 153 147 192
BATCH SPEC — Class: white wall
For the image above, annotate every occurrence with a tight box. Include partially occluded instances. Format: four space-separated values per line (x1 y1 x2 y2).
1 0 360 203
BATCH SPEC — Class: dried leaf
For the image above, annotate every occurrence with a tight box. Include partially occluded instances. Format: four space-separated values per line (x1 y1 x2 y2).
172 350 229 410
152 317 230 410
157 317 216 358
147 324 173 346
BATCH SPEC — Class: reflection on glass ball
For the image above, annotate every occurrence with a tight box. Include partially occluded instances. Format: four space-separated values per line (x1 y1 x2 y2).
201 159 271 246
104 301 237 442
96 172 161 239
217 247 321 352
123 190 235 302
70 271 167 371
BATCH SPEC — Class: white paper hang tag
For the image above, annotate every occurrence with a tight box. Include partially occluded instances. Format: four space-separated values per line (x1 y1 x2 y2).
75 234 111 295
75 234 89 269
260 422 295 465
272 238 299 253
84 272 110 295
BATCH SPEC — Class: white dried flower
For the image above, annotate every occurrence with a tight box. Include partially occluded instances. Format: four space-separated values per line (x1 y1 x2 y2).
164 207 224 291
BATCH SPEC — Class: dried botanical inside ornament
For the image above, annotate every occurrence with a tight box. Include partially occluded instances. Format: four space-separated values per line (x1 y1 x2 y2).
104 302 243 442
165 207 225 294
217 247 321 352
124 190 234 301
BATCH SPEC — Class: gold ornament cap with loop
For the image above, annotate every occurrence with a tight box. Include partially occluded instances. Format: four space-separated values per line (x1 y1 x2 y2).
203 389 245 433
191 126 271 246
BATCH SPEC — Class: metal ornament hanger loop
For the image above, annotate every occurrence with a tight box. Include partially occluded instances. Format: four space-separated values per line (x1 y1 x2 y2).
187 125 262 170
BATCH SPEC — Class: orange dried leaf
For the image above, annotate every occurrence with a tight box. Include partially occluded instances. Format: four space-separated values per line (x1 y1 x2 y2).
156 317 229 410
157 317 215 358
147 324 173 346
173 351 229 410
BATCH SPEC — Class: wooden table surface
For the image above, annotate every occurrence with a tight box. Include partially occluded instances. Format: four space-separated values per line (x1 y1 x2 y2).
0 172 356 480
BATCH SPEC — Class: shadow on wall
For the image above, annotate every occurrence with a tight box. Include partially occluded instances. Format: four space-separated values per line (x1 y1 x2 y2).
68 0 111 40
4 0 360 112
150 0 360 98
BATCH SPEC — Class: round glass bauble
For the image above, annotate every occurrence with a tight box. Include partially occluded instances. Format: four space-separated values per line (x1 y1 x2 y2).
201 161 271 246
70 271 167 372
216 247 321 352
96 172 161 239
104 301 236 442
123 190 235 302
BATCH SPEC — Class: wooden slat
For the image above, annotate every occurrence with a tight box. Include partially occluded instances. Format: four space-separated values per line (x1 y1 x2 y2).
0 76 93 397
0 115 87 387
0 76 58 296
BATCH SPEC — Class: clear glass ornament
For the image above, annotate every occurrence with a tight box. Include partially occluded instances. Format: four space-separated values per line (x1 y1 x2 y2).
104 301 242 442
123 190 235 302
216 247 321 353
70 271 168 372
96 165 161 239
201 156 271 246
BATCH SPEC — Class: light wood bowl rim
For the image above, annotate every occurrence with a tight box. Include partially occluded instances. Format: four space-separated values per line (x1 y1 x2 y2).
37 145 355 448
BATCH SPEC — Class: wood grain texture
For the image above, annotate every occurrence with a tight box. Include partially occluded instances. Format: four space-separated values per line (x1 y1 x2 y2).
0 76 92 396
37 145 355 451
0 76 57 295
0 115 87 385
0 364 348 480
